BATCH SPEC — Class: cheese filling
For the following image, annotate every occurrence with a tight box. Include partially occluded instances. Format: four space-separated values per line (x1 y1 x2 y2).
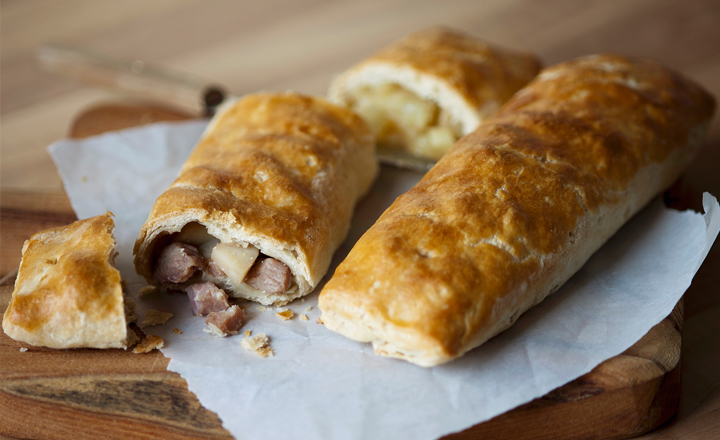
347 83 461 161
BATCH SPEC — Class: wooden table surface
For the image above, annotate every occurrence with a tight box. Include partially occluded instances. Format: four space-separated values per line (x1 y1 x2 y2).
2 1 719 439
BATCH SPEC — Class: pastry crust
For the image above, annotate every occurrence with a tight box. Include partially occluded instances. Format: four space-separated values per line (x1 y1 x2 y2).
328 27 542 159
2 213 128 349
134 92 378 305
319 54 716 367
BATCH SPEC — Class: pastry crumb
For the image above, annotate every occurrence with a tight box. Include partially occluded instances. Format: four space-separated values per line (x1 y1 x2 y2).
140 309 173 327
256 305 267 312
241 333 274 358
138 285 158 296
276 310 294 321
244 330 252 337
125 327 141 347
133 335 164 353
300 314 309 321
305 306 313 312
316 316 324 324
173 328 182 335
19 347 28 352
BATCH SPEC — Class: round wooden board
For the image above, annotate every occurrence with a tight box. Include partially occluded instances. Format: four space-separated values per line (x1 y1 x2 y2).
0 103 685 440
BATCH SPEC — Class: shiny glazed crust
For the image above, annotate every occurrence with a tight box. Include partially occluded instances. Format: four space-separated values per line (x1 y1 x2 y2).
319 54 716 367
2 213 127 349
327 27 543 136
134 92 378 305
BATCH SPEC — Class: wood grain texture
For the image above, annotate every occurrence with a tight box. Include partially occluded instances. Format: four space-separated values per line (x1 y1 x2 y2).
0 103 688 440
69 103 194 139
0 304 232 440
452 303 683 440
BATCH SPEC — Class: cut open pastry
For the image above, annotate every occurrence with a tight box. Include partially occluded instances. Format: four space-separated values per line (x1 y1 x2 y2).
148 221 296 306
347 83 461 161
328 27 542 162
134 92 378 310
2 212 135 349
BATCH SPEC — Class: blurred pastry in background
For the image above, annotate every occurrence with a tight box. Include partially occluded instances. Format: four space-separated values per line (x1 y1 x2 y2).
328 27 542 163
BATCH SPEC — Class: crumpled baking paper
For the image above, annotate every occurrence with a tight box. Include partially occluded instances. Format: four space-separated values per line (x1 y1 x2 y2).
49 120 719 440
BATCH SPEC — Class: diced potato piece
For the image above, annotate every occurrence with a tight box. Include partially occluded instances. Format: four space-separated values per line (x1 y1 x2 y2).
353 96 390 135
349 83 457 160
211 243 260 286
382 86 436 132
413 126 456 160
353 84 436 133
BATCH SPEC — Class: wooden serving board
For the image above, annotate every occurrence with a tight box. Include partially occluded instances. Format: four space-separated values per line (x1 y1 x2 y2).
0 104 685 440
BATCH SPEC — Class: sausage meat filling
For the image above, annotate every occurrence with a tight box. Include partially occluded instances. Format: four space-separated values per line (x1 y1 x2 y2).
151 223 295 336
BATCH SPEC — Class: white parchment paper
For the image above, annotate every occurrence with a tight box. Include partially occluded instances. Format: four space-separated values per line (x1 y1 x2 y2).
49 120 720 440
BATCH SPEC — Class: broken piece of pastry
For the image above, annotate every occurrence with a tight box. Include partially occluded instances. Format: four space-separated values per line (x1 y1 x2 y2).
2 213 134 349
241 332 274 358
328 27 542 164
319 54 716 367
133 334 164 354
134 92 378 326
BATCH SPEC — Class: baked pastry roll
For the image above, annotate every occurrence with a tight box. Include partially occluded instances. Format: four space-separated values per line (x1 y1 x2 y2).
2 213 132 349
327 27 542 164
319 54 716 367
134 92 377 306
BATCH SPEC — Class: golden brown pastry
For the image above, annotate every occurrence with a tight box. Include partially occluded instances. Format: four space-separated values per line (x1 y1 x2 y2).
2 213 131 349
134 92 378 306
319 54 716 367
328 27 542 163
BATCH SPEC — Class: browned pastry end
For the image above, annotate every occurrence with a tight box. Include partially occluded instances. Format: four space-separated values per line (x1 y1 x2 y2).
319 54 715 367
